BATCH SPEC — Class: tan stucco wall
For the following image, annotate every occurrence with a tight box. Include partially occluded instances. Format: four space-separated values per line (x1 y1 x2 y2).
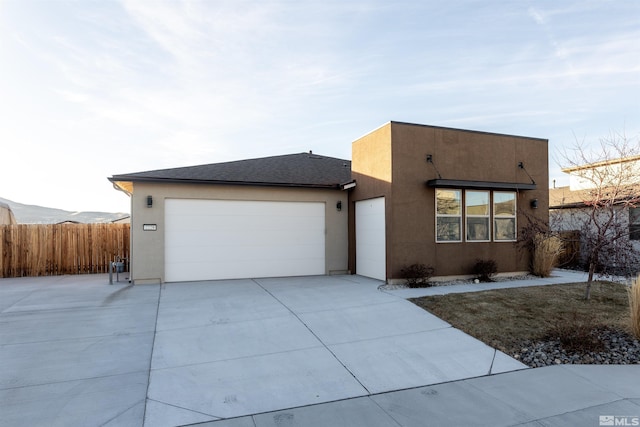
350 122 549 280
352 123 393 184
349 123 394 275
129 183 349 284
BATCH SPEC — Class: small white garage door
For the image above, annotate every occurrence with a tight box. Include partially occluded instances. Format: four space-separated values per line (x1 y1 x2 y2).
355 197 386 281
165 199 325 282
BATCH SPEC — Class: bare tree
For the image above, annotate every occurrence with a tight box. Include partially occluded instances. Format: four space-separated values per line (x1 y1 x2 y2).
554 130 640 299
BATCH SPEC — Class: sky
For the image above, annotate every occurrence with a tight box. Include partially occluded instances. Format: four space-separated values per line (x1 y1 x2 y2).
1 0 639 213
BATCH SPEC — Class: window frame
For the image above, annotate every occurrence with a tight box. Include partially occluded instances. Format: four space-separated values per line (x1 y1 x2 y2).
465 190 491 242
493 191 517 242
630 207 640 241
435 189 462 243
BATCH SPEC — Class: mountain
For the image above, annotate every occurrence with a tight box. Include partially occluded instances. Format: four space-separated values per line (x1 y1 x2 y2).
0 197 129 224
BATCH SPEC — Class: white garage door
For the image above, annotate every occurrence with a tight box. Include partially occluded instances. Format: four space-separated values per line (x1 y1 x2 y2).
355 197 386 281
165 199 325 282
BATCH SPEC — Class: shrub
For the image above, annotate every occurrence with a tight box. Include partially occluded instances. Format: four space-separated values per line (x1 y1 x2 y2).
401 263 435 288
630 275 640 339
472 259 497 282
544 311 604 352
532 233 564 277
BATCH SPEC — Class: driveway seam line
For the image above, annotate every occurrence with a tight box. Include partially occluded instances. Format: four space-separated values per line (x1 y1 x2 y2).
98 398 146 427
366 395 404 427
251 279 372 395
293 299 413 315
0 369 150 391
146 397 223 421
142 283 162 427
323 325 454 347
0 330 156 347
150 344 326 372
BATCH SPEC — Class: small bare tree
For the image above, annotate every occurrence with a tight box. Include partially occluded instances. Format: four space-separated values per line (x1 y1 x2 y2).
555 130 640 299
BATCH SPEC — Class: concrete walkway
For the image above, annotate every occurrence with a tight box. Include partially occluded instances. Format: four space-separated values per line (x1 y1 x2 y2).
382 268 594 299
0 271 637 427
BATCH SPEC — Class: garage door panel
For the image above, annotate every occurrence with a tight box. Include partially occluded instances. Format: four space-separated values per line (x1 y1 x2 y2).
165 199 326 282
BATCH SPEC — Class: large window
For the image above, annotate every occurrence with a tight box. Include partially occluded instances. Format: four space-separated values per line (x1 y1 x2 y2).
630 207 640 240
436 189 462 242
466 190 490 241
493 191 516 241
436 189 518 242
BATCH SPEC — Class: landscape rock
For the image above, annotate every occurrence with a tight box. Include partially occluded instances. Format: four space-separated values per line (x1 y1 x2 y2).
513 327 640 368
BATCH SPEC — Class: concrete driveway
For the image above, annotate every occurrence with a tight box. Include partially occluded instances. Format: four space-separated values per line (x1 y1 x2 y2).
0 273 527 427
146 275 525 426
7 276 640 427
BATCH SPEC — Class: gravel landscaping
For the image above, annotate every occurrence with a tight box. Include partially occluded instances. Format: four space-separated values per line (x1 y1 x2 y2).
410 281 640 368
513 327 640 368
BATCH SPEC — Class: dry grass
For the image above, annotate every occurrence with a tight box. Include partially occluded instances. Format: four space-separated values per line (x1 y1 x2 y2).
630 276 640 339
410 281 630 353
532 234 563 277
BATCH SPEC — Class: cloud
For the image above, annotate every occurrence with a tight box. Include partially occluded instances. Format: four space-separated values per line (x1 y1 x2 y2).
528 6 546 25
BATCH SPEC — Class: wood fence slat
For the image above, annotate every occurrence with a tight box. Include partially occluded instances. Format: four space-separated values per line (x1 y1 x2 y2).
0 224 130 278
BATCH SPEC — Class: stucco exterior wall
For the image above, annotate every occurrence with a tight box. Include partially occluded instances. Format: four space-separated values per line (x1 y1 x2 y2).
349 122 393 275
129 183 349 284
350 122 549 280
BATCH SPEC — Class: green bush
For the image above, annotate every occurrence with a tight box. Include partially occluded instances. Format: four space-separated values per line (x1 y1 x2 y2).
401 263 435 288
472 259 497 282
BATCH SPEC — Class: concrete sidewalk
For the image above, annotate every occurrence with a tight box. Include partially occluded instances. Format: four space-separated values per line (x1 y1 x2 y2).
1 271 637 427
199 364 639 427
382 268 593 299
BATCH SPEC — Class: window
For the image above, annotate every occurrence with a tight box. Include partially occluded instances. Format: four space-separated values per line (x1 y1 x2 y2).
630 207 640 240
494 191 516 241
436 189 461 242
436 189 519 243
466 190 490 241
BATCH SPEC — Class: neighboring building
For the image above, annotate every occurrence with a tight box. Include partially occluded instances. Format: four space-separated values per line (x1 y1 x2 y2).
0 201 17 225
111 216 131 224
109 121 549 284
349 122 548 281
550 155 640 275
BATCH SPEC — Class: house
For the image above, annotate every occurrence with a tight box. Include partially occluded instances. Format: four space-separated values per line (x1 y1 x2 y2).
349 121 548 281
549 155 640 275
109 153 352 284
109 121 549 284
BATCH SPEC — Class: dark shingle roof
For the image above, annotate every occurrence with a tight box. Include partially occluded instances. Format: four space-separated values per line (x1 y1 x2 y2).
109 153 352 189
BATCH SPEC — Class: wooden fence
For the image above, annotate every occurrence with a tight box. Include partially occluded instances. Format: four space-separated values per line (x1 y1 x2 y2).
0 224 130 278
557 230 581 267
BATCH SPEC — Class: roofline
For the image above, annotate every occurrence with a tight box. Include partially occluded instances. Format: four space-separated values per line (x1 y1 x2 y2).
108 176 344 190
561 154 640 174
388 121 548 142
550 194 640 210
112 152 351 178
549 201 630 210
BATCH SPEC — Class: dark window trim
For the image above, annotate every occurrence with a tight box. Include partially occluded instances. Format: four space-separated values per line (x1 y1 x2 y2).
427 179 536 191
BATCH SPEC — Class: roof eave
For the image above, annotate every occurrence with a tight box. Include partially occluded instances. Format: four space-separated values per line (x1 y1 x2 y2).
108 176 343 190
